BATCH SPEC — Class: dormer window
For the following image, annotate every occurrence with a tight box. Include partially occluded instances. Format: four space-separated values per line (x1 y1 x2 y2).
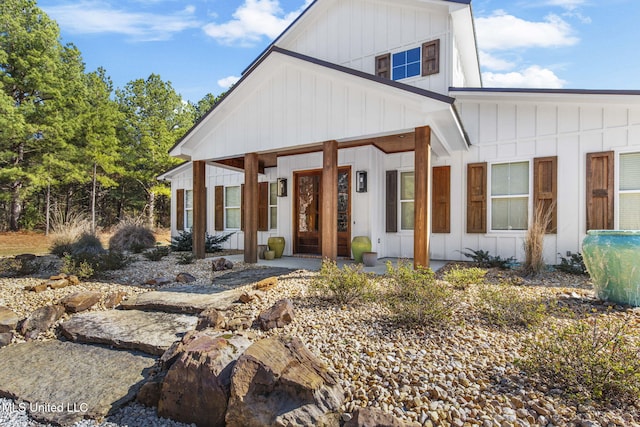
375 39 440 81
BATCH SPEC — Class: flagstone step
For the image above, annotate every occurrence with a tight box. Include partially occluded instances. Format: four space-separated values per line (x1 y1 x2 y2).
0 340 155 426
120 287 246 314
60 309 198 356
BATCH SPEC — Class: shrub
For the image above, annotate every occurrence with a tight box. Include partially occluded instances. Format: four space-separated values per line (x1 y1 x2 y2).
311 259 373 304
176 252 195 265
170 230 234 253
443 265 487 290
556 252 588 275
475 282 547 328
60 250 130 279
519 316 640 404
109 220 156 252
522 203 554 277
385 260 456 327
49 210 92 257
143 246 170 261
460 248 514 269
61 254 95 280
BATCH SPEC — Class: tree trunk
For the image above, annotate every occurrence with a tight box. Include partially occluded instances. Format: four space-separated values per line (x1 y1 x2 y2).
45 182 51 236
91 163 97 233
148 190 155 229
9 183 22 231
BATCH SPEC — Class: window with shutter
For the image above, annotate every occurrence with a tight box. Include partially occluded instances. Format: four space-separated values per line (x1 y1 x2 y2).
225 186 241 229
491 162 529 231
467 163 487 233
586 151 614 231
214 186 224 231
176 189 184 231
375 53 391 79
422 39 440 76
533 157 557 234
386 170 398 232
432 166 450 233
269 182 278 229
258 182 269 231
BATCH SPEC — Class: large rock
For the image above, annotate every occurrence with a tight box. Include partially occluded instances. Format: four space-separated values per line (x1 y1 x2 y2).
226 336 344 427
344 407 421 427
0 306 20 333
258 298 295 330
0 340 155 426
18 305 65 339
60 291 102 313
121 288 245 314
0 332 12 347
196 307 226 331
61 309 198 356
158 330 252 427
212 257 234 272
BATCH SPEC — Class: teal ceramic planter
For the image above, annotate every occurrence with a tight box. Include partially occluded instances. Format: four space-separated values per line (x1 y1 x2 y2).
351 236 372 263
267 237 285 259
582 230 640 307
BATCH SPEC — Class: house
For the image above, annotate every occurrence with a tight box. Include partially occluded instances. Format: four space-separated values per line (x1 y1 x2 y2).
159 0 640 267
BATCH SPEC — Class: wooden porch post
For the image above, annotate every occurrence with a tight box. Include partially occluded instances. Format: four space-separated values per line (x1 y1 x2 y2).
244 153 259 263
192 160 207 259
321 140 338 260
414 126 431 269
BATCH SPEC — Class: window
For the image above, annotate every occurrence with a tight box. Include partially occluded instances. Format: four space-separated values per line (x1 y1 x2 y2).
225 186 241 229
184 190 193 229
491 162 529 230
392 48 421 81
400 171 415 230
620 152 640 229
269 182 278 230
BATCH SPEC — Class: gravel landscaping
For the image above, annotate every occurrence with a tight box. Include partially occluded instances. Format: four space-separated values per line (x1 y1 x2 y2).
1 253 639 427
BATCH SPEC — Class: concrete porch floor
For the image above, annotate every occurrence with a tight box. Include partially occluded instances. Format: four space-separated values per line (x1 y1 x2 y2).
222 254 447 275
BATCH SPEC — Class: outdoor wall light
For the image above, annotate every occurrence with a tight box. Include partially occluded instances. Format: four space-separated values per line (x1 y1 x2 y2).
356 170 367 193
277 178 287 197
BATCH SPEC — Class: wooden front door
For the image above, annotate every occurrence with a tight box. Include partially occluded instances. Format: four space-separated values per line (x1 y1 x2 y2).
294 167 351 257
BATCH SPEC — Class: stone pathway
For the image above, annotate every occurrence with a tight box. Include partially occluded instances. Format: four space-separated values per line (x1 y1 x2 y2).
0 267 293 426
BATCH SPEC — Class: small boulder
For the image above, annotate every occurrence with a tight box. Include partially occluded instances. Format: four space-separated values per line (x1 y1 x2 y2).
226 336 344 427
157 330 252 427
67 275 80 286
103 291 127 309
0 306 20 333
145 277 173 286
18 304 65 339
196 307 225 331
258 298 294 330
344 407 421 427
48 278 70 290
49 273 68 280
0 332 13 348
239 292 255 304
25 283 48 293
254 276 278 291
60 291 102 313
226 316 252 331
137 374 165 408
212 258 233 272
176 272 197 283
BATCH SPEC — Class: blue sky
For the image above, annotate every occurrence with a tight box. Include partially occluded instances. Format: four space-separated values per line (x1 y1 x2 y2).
38 0 640 103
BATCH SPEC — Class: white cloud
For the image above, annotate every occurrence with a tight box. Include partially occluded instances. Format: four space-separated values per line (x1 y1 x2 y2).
43 1 200 41
482 66 566 88
218 75 241 89
203 0 313 46
475 11 579 51
479 51 515 72
545 0 586 10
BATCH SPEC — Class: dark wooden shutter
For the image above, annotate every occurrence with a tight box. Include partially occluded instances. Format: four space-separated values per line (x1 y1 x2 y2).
375 53 391 79
422 39 440 76
240 184 245 231
432 166 450 233
386 170 398 232
176 189 184 231
214 186 224 231
467 163 487 233
258 182 269 232
586 151 614 230
534 156 558 234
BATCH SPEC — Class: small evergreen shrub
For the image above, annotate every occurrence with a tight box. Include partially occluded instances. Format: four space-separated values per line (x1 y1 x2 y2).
143 246 170 261
556 252 588 275
170 230 234 253
519 315 640 404
443 265 487 290
311 259 374 304
60 250 131 279
109 221 156 252
476 282 547 328
176 252 195 265
70 233 105 255
61 254 95 280
385 260 456 327
460 248 515 269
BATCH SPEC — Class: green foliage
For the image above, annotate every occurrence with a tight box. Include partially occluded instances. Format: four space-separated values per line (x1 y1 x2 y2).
176 252 195 265
170 230 234 253
61 254 94 280
476 282 547 328
385 260 456 327
443 265 487 290
61 250 130 279
556 252 588 275
519 316 640 404
311 259 374 304
109 221 156 252
460 248 515 269
143 246 170 261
